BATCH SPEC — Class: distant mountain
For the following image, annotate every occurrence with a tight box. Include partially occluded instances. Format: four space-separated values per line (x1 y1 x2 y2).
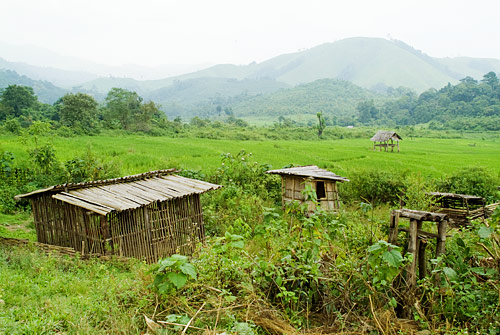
0 69 67 104
231 78 382 124
0 57 98 88
0 41 213 81
73 37 500 96
3 37 500 123
170 37 500 92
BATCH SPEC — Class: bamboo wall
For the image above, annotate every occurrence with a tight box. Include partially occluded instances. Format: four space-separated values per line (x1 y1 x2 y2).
281 176 340 212
30 193 205 263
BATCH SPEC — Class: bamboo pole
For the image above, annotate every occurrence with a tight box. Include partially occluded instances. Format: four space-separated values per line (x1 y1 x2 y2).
406 219 419 289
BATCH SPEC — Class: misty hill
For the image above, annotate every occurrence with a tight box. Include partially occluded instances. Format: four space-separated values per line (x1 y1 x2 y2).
145 78 289 105
0 57 98 88
73 37 500 96
176 37 500 92
0 41 213 82
0 69 67 104
231 78 381 124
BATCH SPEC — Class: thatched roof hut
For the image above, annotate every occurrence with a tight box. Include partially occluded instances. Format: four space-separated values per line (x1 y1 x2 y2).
266 165 349 213
16 169 221 263
371 130 402 152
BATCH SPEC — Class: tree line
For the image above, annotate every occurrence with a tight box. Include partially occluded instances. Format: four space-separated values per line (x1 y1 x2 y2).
356 72 500 130
0 86 172 135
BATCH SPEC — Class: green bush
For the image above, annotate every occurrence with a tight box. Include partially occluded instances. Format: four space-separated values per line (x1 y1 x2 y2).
341 169 407 205
437 166 499 201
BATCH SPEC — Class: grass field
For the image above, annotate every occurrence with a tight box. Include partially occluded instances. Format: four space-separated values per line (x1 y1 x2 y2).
1 132 500 334
1 134 499 178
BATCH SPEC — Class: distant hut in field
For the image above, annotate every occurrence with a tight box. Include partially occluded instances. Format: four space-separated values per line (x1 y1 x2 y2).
15 169 221 263
266 165 349 213
371 130 402 152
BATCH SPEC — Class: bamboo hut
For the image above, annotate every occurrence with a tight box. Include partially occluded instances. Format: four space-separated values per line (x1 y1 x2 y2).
266 165 349 213
427 192 499 226
15 169 221 263
371 130 402 152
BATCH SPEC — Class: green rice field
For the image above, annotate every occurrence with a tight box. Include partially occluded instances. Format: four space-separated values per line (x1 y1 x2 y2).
1 134 499 178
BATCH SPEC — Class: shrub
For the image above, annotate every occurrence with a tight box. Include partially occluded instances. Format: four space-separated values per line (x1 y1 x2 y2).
436 166 499 201
341 169 407 205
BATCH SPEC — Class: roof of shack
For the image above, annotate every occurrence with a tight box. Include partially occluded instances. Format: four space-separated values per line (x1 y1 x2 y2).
266 165 349 182
15 169 222 215
371 130 402 142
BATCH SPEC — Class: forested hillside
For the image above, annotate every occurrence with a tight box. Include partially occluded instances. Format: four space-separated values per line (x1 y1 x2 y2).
359 72 500 130
232 79 383 125
0 70 66 104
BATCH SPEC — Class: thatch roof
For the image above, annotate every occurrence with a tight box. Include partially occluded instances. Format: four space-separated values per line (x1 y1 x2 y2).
371 130 402 142
266 165 349 182
16 170 221 215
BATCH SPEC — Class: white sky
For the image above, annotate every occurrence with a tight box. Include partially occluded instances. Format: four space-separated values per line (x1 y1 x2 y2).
0 0 498 67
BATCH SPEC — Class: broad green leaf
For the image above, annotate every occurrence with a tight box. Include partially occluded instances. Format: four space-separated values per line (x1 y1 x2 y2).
382 249 403 268
478 226 493 239
169 254 188 263
167 272 188 289
367 243 382 253
471 267 496 277
442 267 458 282
456 237 466 248
231 240 245 249
179 263 197 280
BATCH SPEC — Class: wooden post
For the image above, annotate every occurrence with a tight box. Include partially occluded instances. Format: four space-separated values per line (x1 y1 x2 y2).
418 239 428 280
388 211 400 244
281 176 285 209
397 141 400 152
436 219 447 258
406 219 419 289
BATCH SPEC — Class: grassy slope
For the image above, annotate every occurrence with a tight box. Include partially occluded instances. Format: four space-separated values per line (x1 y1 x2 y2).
0 246 151 334
1 134 499 178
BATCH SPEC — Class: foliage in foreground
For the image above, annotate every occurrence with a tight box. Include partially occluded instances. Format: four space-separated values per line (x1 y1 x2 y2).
1 145 500 333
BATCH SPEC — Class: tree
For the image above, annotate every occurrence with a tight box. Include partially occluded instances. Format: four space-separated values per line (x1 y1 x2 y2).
481 72 499 88
59 93 99 133
103 88 142 130
316 112 326 137
134 101 162 132
0 85 38 119
357 100 379 124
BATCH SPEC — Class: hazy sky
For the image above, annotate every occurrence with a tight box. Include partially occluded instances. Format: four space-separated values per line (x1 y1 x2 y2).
0 0 498 67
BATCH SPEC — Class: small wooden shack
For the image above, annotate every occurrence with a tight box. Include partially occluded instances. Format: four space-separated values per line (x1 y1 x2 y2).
266 165 349 213
15 169 221 263
371 130 402 152
427 192 499 226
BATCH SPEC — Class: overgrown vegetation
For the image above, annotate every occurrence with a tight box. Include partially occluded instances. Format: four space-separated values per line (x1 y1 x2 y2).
1 132 500 333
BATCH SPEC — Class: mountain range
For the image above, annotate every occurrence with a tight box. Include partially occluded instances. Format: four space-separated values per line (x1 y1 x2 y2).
1 37 500 121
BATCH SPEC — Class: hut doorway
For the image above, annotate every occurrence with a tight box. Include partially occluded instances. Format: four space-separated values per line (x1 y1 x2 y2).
316 181 326 199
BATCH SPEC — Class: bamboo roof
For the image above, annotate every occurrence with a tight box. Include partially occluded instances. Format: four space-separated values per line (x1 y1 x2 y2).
266 165 349 182
370 130 402 142
16 170 221 215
